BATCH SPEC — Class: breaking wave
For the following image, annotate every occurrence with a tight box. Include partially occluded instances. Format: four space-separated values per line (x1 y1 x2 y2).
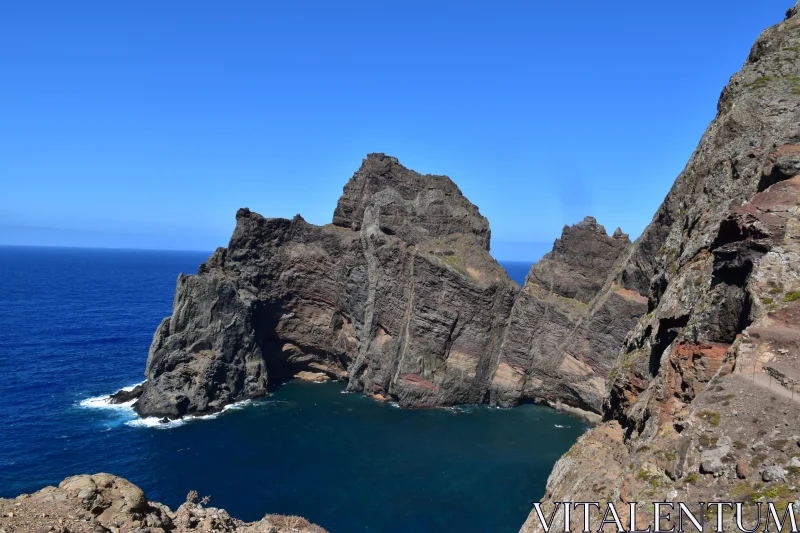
78 384 254 429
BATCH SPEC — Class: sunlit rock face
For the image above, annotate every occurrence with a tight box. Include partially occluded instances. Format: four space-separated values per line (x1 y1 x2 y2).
522 4 800 532
0 473 328 533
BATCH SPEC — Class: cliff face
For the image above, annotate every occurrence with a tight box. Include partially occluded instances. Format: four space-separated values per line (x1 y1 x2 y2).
134 154 642 418
493 217 647 413
0 473 327 533
522 4 800 531
136 153 518 417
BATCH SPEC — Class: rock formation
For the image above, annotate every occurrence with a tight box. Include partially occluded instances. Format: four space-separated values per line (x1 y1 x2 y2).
130 153 643 419
521 4 800 531
0 473 326 533
493 217 647 414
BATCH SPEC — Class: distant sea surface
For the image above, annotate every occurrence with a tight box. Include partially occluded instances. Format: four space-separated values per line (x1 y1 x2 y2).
499 260 532 285
0 246 582 533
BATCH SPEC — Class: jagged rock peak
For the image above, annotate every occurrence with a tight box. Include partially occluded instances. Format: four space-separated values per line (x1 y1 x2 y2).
787 1 800 20
572 215 603 231
332 153 492 249
528 216 631 303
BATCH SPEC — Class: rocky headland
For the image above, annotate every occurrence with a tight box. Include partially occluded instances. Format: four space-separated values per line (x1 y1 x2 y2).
125 153 644 421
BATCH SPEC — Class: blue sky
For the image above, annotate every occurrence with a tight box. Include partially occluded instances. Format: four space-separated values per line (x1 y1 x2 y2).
0 1 794 260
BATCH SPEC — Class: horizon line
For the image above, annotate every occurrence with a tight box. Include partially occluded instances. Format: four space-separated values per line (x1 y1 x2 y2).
0 242 545 262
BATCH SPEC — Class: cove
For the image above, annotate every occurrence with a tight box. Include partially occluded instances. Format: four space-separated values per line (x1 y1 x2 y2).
88 381 587 532
0 246 586 533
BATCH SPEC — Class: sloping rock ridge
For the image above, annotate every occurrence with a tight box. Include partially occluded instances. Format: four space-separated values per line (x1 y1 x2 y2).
494 217 647 413
522 4 800 532
133 153 644 419
0 473 327 533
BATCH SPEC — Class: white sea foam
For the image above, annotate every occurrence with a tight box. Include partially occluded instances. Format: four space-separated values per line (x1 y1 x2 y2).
126 417 186 429
78 381 144 410
222 399 252 412
120 381 145 392
124 398 254 429
80 383 257 430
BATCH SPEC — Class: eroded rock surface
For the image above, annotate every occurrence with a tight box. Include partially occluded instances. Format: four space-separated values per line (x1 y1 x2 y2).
522 4 800 532
492 217 647 413
0 474 327 533
134 154 642 419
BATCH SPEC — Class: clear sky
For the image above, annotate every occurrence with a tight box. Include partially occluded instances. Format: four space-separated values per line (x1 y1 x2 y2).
0 1 794 260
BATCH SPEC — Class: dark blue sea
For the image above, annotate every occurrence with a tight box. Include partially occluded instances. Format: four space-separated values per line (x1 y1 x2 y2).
0 246 583 533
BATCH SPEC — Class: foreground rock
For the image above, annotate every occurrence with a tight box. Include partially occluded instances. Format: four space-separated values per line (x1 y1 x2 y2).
522 3 800 531
0 473 326 533
134 153 642 418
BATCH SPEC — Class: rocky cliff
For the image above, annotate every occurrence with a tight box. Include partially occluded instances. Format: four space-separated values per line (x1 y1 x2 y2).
493 217 647 414
522 4 800 531
0 473 326 533
131 153 642 419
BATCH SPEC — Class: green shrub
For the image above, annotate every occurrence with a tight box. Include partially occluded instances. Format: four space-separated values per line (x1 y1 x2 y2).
783 291 800 302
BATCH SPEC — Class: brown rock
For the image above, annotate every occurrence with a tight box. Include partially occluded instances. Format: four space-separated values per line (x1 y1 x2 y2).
736 459 752 479
294 371 330 383
0 474 327 533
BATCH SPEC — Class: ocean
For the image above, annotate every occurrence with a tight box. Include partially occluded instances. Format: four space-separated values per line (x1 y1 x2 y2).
0 246 584 533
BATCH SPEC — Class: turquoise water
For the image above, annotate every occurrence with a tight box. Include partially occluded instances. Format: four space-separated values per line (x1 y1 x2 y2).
0 246 582 532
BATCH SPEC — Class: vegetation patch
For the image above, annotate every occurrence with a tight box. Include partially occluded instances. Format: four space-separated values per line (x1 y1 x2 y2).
785 43 800 54
699 434 719 447
783 291 800 302
769 439 788 451
788 75 800 95
747 76 774 90
697 410 721 427
652 448 677 463
608 348 645 384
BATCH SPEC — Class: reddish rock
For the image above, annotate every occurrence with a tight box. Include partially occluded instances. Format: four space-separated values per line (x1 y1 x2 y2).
736 459 752 479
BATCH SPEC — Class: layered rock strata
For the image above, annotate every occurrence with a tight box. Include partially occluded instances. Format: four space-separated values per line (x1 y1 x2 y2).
494 217 647 413
132 154 644 419
0 473 327 533
522 4 800 531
